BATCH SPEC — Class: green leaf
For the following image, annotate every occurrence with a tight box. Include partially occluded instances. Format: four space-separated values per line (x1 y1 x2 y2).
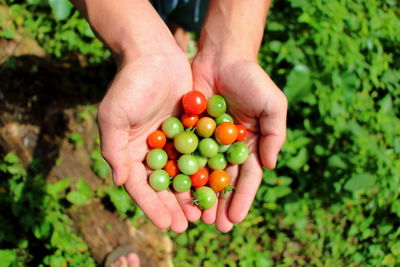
108 187 134 213
4 153 19 164
344 173 377 192
92 159 110 179
328 155 347 169
46 178 71 197
66 191 88 205
382 254 395 265
283 65 312 105
48 0 74 21
75 179 94 198
286 147 308 171
0 249 17 267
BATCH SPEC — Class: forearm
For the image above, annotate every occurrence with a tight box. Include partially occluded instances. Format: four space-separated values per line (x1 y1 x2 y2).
199 0 271 61
71 0 178 64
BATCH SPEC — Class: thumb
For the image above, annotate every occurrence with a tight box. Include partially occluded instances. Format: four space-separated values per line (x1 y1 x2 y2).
97 104 131 186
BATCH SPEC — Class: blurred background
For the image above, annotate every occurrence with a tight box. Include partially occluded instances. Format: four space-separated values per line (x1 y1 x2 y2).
0 0 399 266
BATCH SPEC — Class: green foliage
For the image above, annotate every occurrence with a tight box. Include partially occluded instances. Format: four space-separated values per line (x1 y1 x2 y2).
3 0 109 62
0 154 95 266
1 0 399 266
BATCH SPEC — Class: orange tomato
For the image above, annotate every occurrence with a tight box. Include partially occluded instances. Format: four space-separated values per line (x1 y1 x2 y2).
164 160 179 177
147 130 166 148
181 113 199 128
215 122 238 145
209 170 230 192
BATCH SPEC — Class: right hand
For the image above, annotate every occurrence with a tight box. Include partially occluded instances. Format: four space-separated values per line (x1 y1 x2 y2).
97 48 201 233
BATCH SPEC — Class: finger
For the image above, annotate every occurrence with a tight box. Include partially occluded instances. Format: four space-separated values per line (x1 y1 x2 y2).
157 190 188 233
215 164 239 233
201 198 218 225
175 191 202 222
259 87 287 169
124 163 171 229
228 153 263 223
98 103 131 186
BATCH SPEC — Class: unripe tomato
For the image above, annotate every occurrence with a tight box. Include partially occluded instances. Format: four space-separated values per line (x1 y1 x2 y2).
215 122 238 145
182 90 207 115
236 124 247 141
164 160 179 177
181 113 199 128
147 130 166 148
209 170 230 193
190 167 209 188
196 117 216 138
194 186 217 210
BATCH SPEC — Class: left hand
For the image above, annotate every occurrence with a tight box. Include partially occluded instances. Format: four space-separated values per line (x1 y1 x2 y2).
191 52 288 232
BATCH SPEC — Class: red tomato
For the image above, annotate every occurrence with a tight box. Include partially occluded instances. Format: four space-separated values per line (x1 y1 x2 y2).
209 170 230 193
164 142 180 160
147 130 167 148
190 167 209 188
215 122 238 145
236 124 247 141
182 91 207 115
164 160 179 177
181 113 199 128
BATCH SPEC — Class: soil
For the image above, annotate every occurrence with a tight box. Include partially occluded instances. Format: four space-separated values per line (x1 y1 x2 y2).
0 33 173 266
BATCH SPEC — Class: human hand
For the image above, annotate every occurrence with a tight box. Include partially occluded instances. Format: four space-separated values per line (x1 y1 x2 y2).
191 53 288 232
97 48 202 233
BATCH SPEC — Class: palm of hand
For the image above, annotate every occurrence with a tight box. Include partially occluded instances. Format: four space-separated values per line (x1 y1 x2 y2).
192 60 287 232
98 53 198 231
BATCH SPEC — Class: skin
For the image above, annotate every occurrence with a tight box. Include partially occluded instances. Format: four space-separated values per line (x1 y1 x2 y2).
72 0 287 235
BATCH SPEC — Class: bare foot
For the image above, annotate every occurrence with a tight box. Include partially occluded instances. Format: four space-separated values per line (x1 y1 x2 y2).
109 253 140 267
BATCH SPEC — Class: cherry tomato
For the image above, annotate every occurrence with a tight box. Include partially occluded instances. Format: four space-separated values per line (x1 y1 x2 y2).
196 117 216 138
182 90 207 115
149 170 170 191
194 186 217 210
164 142 180 160
164 160 179 177
147 130 166 148
209 170 230 193
190 167 209 188
181 113 199 128
236 124 247 141
215 122 239 145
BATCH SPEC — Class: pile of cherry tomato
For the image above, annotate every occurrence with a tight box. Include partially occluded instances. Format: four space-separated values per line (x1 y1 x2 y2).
146 91 249 210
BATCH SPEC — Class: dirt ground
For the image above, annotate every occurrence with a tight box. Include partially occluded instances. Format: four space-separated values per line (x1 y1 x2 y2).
0 32 173 266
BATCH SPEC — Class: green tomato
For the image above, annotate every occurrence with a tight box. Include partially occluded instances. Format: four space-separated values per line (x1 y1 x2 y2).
146 148 168 169
162 117 184 138
194 186 217 210
174 132 199 154
149 170 170 191
196 117 216 138
178 154 199 175
172 174 192 192
193 152 208 168
218 144 231 153
227 142 249 164
208 153 227 170
215 113 234 125
198 138 219 158
207 95 227 117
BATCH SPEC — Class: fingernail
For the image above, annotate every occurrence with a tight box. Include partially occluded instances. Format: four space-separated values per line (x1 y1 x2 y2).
112 170 118 184
272 154 278 169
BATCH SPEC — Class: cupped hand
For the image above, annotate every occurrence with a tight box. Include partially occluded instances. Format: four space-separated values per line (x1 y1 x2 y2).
191 55 288 232
97 50 202 233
